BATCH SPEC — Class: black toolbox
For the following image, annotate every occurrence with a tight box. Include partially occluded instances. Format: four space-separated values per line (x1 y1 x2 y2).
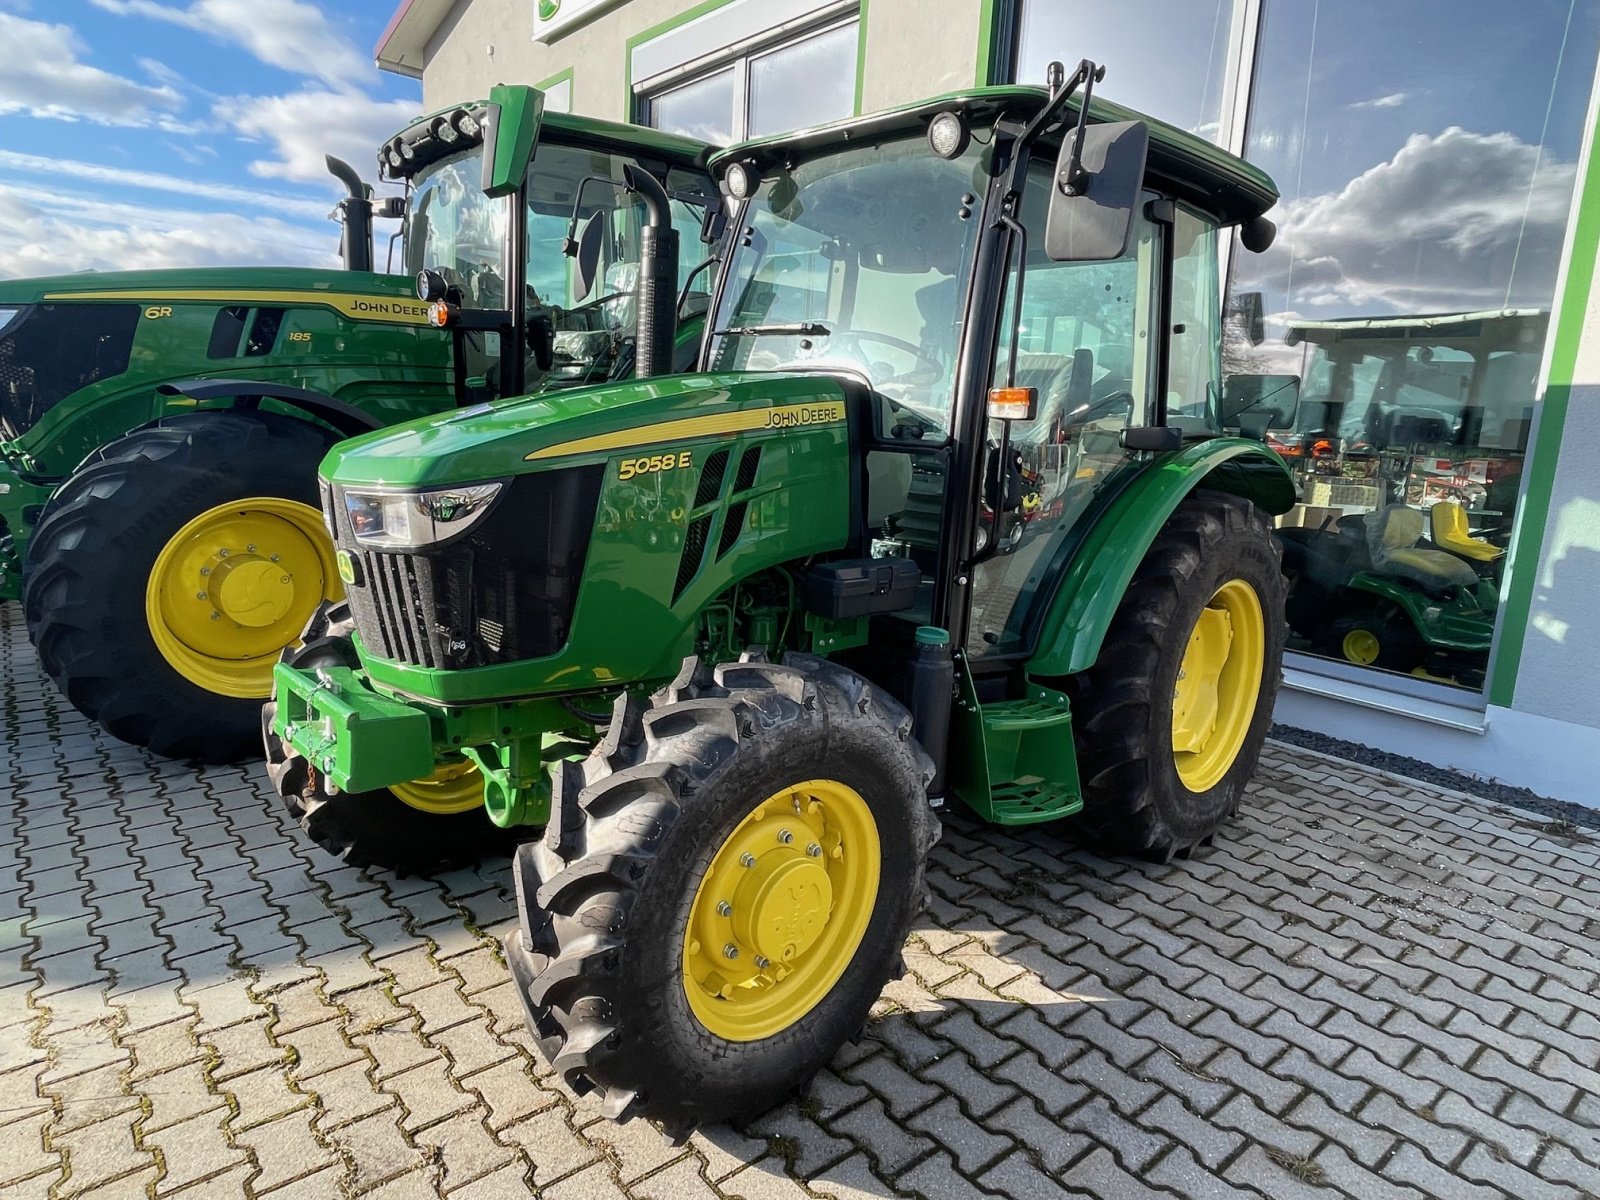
803 558 920 619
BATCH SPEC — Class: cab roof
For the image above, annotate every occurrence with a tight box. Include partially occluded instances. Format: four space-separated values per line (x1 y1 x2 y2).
711 85 1278 228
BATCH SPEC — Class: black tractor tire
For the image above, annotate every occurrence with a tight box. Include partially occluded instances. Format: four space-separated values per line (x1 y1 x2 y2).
1068 491 1286 861
1327 602 1426 674
24 410 339 763
263 601 515 875
504 652 937 1133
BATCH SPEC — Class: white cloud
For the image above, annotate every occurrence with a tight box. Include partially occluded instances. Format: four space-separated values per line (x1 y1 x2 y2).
0 183 337 279
215 88 418 187
0 13 184 126
1350 92 1413 110
89 0 371 89
1237 127 1578 316
0 149 333 220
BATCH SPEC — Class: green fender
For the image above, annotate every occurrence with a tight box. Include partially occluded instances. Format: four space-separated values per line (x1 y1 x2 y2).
1027 438 1296 678
486 85 544 198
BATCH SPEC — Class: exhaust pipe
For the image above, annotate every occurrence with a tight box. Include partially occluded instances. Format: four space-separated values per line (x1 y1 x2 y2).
622 164 679 379
327 155 375 274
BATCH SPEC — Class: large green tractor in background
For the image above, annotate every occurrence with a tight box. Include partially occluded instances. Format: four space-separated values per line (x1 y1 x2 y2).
5 86 717 771
267 62 1293 1128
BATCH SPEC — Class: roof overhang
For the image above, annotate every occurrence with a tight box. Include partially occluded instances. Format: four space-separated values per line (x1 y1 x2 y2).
376 0 456 79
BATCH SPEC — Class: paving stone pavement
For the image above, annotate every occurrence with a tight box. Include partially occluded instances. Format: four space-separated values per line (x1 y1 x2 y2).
4 605 1600 1200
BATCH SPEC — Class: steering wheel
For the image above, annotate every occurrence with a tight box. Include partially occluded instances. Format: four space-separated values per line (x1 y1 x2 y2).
831 330 944 383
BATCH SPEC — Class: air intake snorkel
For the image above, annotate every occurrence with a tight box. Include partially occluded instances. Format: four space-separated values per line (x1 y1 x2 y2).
326 155 375 274
562 166 681 379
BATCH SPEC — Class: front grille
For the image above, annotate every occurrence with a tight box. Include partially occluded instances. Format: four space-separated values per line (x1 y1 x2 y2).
0 304 140 434
335 467 604 669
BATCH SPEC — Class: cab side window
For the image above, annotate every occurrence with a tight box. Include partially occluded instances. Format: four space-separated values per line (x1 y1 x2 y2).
964 171 1162 659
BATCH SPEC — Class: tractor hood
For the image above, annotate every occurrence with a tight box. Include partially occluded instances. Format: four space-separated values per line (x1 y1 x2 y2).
319 371 856 489
0 266 416 306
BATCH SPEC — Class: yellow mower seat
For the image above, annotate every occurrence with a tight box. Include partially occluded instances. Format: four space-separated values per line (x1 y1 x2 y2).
1430 500 1502 563
1364 505 1480 594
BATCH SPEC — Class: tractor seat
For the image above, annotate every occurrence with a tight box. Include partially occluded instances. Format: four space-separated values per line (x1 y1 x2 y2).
1430 500 1502 563
1364 505 1480 594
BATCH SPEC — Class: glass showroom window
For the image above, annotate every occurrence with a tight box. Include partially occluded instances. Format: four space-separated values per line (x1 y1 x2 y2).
1012 0 1251 146
644 19 858 143
1223 0 1600 696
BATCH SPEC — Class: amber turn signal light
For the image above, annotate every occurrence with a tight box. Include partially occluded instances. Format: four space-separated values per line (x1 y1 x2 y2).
987 386 1038 422
427 302 453 328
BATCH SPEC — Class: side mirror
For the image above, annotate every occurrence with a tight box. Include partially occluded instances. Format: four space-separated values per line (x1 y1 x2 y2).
570 213 604 303
1044 120 1150 262
1231 290 1265 347
700 205 728 246
1222 373 1300 432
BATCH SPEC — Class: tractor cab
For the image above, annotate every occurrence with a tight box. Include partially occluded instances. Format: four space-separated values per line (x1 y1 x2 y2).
270 62 1294 1133
700 68 1283 697
384 93 720 405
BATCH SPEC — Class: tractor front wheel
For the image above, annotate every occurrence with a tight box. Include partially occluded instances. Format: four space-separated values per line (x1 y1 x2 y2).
505 653 936 1132
263 602 514 874
1069 491 1286 861
24 411 341 762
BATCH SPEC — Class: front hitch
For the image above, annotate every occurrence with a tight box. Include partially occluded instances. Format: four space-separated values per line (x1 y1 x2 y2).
271 661 436 794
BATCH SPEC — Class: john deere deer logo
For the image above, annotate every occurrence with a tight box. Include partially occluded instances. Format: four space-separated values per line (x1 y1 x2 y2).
538 0 560 18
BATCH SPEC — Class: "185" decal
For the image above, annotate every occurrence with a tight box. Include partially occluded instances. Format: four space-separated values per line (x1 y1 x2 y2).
618 450 693 480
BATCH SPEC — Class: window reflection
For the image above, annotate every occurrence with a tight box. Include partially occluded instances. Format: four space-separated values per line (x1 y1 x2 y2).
651 69 736 144
749 22 858 138
1016 0 1242 142
1224 0 1599 693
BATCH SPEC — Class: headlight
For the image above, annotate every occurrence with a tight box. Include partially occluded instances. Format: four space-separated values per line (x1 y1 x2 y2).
341 482 503 550
0 307 25 337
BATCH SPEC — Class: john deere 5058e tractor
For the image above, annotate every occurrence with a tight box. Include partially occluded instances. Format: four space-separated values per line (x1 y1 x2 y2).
7 86 716 766
268 62 1293 1128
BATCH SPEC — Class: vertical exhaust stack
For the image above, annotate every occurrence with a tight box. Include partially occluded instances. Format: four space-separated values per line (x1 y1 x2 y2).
622 165 679 378
327 155 375 274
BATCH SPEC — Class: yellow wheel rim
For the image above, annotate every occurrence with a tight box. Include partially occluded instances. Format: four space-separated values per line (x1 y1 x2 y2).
682 779 880 1043
1342 628 1381 666
1171 579 1266 794
391 759 484 815
145 497 341 699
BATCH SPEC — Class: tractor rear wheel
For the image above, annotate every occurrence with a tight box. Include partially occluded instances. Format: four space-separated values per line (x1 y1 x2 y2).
504 652 936 1132
263 602 513 874
24 411 341 762
1068 491 1285 861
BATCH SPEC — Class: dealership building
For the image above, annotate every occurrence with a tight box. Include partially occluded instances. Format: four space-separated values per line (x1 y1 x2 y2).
377 0 1600 804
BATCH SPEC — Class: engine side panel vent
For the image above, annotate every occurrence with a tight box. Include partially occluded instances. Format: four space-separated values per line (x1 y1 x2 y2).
674 514 713 601
733 444 762 492
695 449 730 508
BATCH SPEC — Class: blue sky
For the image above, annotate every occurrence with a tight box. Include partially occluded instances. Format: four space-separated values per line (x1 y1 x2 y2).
0 0 420 278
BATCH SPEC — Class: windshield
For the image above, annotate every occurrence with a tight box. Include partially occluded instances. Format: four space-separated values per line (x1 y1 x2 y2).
708 135 988 432
404 146 508 309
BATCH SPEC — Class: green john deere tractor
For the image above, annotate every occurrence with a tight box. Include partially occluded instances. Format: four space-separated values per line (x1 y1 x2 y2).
267 61 1294 1127
5 85 717 765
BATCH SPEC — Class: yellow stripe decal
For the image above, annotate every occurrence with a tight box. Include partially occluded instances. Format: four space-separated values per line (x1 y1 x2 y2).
40 289 434 327
524 400 847 461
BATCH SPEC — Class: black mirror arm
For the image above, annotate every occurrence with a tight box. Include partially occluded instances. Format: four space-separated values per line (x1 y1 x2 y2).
1000 58 1106 208
675 254 719 315
561 175 627 256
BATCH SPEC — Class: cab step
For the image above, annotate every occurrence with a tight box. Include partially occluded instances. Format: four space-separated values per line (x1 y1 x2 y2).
949 681 1084 825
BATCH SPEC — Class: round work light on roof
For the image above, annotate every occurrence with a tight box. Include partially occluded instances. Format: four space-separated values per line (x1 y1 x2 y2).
725 161 756 200
455 111 481 139
386 146 404 170
434 117 460 144
928 112 970 160
399 140 416 161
